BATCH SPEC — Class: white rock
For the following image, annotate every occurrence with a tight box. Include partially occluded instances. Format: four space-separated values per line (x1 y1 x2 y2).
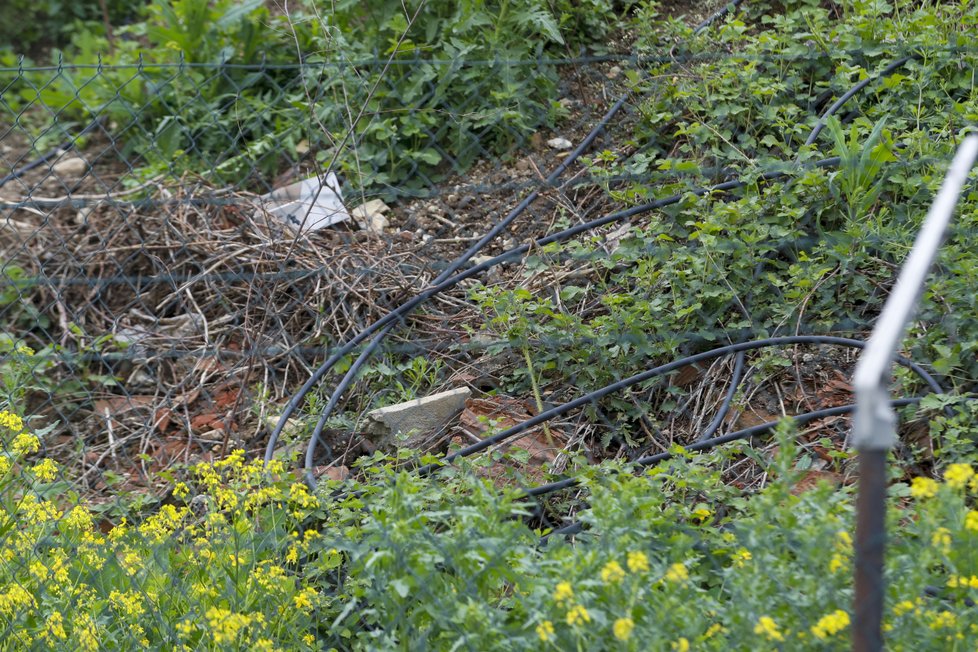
75 206 94 225
608 65 622 79
365 213 389 233
357 199 391 215
352 199 392 233
52 156 88 177
365 387 472 449
547 137 572 150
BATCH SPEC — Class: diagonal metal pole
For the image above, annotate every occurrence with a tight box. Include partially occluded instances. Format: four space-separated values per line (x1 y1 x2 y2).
851 134 978 652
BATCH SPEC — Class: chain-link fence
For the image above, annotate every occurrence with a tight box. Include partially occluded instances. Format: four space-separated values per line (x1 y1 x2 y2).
1 44 975 648
0 56 630 487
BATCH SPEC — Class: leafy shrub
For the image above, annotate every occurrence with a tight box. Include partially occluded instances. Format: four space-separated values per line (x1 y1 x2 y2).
0 0 140 53
6 0 627 193
4 339 978 652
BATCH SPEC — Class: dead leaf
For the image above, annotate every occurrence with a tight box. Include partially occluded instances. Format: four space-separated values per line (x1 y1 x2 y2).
790 469 843 495
457 395 566 486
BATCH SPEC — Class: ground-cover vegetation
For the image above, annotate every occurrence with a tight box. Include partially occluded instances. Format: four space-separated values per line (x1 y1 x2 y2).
6 0 978 649
1 0 625 191
4 387 978 649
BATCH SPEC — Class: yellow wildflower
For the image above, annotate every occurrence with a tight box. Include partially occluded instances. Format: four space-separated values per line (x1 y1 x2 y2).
613 617 634 641
173 482 190 499
0 410 24 432
836 530 852 549
692 506 712 522
966 511 978 532
945 463 975 490
732 549 752 568
932 527 952 552
30 458 58 482
285 545 299 565
673 637 690 652
627 550 650 573
0 585 34 617
293 587 318 613
664 562 689 583
42 612 67 644
566 605 591 626
109 590 145 618
893 600 918 616
11 432 39 455
811 610 850 639
600 560 625 584
536 620 555 642
754 616 784 642
929 610 956 630
829 553 847 574
910 477 939 499
74 614 100 652
553 581 573 603
205 607 259 645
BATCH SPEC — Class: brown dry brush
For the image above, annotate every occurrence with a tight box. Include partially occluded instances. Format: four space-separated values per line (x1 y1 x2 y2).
1 178 466 490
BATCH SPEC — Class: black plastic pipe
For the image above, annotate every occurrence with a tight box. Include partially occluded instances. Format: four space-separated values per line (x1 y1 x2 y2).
538 397 920 542
264 94 631 464
295 158 844 482
412 336 940 479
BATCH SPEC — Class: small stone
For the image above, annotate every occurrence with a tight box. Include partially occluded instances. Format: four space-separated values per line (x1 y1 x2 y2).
515 159 530 172
356 198 390 215
75 206 94 225
472 255 493 265
364 388 472 450
547 137 572 150
608 65 622 79
352 199 392 233
365 213 388 233
52 156 88 177
457 194 475 209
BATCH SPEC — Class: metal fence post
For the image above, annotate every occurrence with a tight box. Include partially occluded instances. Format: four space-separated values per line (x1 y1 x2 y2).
851 135 978 651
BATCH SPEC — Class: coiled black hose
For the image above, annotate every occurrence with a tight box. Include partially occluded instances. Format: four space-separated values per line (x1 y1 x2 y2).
289 49 916 481
537 397 921 542
267 3 756 474
290 156 844 482
412 335 941 479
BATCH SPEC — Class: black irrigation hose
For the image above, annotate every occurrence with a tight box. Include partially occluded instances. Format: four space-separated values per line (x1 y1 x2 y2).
538 398 921 543
280 27 915 485
696 350 746 443
263 93 632 467
269 3 754 475
291 156 844 483
694 0 746 33
0 118 102 189
414 336 942 479
804 56 913 146
294 47 916 478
